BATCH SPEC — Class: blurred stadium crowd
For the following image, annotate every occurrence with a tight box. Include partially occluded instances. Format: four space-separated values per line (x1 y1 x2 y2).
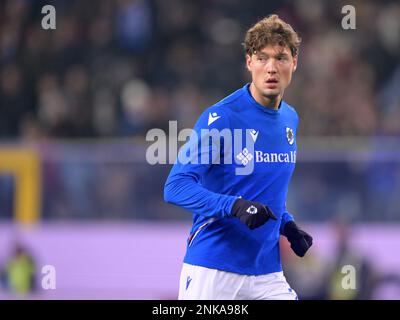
1 0 399 140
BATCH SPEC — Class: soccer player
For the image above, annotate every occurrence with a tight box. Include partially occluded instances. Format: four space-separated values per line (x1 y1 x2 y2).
164 14 313 300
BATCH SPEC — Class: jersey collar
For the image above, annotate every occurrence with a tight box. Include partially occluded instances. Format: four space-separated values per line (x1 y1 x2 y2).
243 83 282 116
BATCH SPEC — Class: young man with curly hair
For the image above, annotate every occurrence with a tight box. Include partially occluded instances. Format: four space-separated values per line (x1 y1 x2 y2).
164 14 313 300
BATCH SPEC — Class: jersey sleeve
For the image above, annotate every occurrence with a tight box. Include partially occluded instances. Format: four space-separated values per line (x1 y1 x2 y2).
164 106 238 219
280 106 298 235
280 209 295 235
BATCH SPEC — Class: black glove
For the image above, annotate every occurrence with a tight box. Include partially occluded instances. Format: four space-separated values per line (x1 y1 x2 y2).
231 198 277 230
284 221 313 257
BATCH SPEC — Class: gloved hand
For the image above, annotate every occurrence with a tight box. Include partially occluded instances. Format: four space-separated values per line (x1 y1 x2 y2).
283 221 313 257
231 198 277 230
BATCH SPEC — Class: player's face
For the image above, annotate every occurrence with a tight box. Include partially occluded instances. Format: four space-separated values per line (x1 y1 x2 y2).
246 44 297 104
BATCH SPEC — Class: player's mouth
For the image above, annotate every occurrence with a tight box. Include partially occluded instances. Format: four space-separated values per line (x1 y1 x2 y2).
265 78 278 88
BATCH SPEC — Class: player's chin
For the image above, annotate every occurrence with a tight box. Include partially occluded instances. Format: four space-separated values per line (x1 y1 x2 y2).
262 89 280 99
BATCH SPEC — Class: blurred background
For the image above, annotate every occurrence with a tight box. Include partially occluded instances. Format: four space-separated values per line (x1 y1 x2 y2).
0 0 400 299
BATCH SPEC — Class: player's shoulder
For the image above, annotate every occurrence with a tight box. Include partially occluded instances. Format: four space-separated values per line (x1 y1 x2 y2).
214 86 246 108
207 86 246 116
282 100 299 121
197 86 246 126
196 104 229 130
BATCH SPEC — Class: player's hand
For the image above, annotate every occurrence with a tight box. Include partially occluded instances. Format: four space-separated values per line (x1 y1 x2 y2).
284 221 313 257
231 198 277 230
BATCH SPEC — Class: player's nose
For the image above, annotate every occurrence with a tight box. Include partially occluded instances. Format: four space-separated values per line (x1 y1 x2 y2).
265 59 278 74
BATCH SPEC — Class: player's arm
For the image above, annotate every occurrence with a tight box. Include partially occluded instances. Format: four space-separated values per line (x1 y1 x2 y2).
280 108 312 256
164 107 235 219
281 208 313 257
280 210 295 235
164 107 276 228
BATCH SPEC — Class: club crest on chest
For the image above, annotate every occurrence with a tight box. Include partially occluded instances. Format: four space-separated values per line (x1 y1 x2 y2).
286 127 295 145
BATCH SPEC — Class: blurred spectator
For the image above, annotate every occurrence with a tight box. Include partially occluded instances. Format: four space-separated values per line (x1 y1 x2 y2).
119 78 153 135
0 175 14 219
2 243 37 295
324 220 377 300
281 236 329 299
115 0 153 52
282 219 400 300
0 64 33 137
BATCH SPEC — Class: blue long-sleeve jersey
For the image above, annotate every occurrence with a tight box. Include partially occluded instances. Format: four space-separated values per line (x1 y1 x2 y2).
164 83 298 275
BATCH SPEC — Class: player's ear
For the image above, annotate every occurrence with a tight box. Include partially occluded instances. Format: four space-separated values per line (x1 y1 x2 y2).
245 54 252 72
292 55 298 73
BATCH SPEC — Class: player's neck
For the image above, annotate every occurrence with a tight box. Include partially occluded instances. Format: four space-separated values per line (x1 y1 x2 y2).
249 83 282 110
